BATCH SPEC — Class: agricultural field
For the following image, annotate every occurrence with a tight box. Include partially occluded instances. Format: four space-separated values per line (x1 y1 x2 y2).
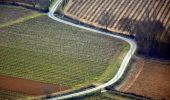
0 15 127 87
0 90 29 100
119 58 170 100
0 5 129 98
0 75 69 96
64 0 170 35
0 4 39 25
77 92 132 100
0 0 52 12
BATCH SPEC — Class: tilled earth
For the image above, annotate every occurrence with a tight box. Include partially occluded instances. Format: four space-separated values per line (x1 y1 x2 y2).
0 75 70 96
119 57 170 100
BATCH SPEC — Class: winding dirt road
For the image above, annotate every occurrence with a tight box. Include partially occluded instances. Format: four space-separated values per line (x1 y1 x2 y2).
48 0 137 99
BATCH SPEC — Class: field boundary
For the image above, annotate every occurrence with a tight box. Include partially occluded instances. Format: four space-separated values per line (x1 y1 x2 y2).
0 13 43 28
104 88 152 100
47 0 137 99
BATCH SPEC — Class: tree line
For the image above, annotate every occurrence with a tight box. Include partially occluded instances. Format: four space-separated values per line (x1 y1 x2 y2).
102 10 170 59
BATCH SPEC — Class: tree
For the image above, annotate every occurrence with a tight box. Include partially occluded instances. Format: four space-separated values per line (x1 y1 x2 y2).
99 10 111 30
39 0 50 12
12 0 16 4
60 0 69 11
103 11 110 29
31 0 37 8
118 14 167 58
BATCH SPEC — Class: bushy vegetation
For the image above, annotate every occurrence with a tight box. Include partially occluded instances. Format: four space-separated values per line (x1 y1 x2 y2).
0 14 128 88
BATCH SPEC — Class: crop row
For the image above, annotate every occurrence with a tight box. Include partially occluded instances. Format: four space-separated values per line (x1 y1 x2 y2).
65 0 170 35
0 90 27 100
0 5 37 25
0 15 126 87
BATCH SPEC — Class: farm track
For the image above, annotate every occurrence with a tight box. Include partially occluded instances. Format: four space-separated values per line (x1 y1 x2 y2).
48 0 136 99
65 0 170 35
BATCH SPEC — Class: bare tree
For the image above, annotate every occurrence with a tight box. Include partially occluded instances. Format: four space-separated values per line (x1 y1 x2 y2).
98 10 111 30
31 0 37 8
104 11 110 29
118 13 167 58
12 0 15 4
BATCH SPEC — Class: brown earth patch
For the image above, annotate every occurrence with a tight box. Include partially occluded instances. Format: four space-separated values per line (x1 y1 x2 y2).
64 0 170 36
119 57 170 99
0 75 70 96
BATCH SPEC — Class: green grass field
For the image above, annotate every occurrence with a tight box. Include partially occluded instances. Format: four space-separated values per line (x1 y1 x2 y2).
0 5 39 25
0 90 29 100
0 5 129 89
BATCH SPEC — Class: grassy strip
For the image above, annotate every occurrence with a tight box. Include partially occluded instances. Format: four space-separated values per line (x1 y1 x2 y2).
97 44 130 83
55 0 69 14
0 90 31 100
71 44 130 89
0 4 40 24
49 0 58 10
0 13 43 28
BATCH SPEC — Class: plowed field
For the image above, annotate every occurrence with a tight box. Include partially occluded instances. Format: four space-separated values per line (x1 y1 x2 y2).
119 58 170 99
64 0 170 35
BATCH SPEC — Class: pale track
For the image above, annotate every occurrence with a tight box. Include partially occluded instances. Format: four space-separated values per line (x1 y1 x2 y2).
48 0 137 99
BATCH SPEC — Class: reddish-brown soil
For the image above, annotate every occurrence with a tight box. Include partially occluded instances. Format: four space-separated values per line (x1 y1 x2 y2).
0 76 70 96
119 57 170 100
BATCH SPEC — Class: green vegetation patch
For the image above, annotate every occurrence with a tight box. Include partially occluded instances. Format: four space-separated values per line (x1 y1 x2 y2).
0 14 128 88
0 90 30 100
97 44 130 83
0 5 39 25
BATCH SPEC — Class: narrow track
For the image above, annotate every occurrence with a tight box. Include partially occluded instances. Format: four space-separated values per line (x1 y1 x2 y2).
48 0 137 99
